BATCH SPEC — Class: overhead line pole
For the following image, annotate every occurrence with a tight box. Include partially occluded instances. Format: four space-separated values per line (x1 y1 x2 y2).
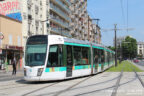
114 24 118 67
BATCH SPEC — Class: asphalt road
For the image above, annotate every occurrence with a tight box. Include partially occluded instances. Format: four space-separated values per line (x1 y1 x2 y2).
136 61 144 66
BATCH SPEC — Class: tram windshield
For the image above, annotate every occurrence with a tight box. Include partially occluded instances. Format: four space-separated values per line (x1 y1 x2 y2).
25 36 47 66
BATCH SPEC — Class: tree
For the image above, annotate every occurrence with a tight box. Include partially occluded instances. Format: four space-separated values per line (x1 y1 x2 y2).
107 46 115 51
122 36 137 59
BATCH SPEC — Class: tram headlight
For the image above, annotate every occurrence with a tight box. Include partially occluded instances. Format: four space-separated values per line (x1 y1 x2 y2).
37 68 44 76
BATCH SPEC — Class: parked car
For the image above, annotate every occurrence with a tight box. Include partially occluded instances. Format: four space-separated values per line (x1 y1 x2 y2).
133 59 139 63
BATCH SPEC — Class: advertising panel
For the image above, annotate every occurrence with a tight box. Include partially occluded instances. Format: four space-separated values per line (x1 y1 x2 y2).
0 0 22 21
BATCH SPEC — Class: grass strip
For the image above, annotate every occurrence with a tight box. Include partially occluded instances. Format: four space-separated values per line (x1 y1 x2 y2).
107 61 143 72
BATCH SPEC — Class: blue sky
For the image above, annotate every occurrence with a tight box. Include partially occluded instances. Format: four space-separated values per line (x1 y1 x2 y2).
87 0 144 46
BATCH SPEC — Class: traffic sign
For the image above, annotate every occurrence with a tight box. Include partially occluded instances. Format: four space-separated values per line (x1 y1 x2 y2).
0 32 4 39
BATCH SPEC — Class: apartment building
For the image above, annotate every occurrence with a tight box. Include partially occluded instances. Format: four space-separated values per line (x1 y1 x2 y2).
137 42 144 58
92 24 101 44
70 0 101 43
70 0 88 40
22 0 71 45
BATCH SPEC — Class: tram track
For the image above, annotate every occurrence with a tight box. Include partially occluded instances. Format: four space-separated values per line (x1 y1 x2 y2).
111 61 144 96
111 69 123 96
129 61 144 88
35 72 125 96
53 76 92 96
21 82 59 96
0 84 30 90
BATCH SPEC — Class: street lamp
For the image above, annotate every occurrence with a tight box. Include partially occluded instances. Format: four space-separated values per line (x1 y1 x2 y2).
28 15 33 36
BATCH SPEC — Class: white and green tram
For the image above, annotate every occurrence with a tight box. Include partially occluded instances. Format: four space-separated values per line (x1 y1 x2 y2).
24 35 115 81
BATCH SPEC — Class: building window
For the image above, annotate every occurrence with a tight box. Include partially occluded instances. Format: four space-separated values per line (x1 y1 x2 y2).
17 36 21 46
9 35 12 45
35 5 39 15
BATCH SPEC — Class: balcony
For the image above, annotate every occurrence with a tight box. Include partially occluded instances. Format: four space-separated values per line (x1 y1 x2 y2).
63 0 71 6
51 28 71 37
50 15 69 28
50 4 71 22
52 0 71 13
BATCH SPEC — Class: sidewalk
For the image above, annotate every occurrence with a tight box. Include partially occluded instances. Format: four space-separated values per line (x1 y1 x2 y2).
0 69 24 82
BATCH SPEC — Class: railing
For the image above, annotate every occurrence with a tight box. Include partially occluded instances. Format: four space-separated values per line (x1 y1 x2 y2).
50 4 71 21
50 15 69 28
65 0 71 6
51 27 71 37
54 0 71 13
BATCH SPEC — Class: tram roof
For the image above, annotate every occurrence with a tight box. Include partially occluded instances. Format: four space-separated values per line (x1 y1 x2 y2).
48 35 115 53
64 37 91 45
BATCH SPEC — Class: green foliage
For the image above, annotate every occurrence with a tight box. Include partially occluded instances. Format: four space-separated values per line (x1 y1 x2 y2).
107 61 143 72
107 46 115 51
122 36 137 59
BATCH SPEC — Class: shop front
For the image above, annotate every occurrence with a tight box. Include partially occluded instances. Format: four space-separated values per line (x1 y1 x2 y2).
0 45 23 71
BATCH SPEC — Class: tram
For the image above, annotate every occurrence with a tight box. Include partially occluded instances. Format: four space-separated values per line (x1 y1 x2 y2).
24 35 115 81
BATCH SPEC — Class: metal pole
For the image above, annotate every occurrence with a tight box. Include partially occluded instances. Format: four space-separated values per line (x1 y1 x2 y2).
114 24 118 67
28 21 31 36
42 22 44 35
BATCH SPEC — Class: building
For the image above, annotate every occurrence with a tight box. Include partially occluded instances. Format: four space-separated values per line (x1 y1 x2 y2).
92 24 101 44
22 0 71 46
70 0 101 43
0 15 23 70
137 42 144 58
70 0 88 40
0 0 23 70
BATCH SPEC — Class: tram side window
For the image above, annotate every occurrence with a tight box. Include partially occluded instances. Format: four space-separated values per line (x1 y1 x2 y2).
74 46 82 65
108 52 110 63
101 50 105 63
94 48 99 64
81 47 89 65
47 45 62 67
105 51 107 63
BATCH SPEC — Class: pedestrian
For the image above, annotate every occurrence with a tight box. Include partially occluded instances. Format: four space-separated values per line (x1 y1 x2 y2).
12 57 16 75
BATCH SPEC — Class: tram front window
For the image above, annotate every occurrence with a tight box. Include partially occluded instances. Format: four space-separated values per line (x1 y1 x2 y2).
25 45 47 66
25 36 47 67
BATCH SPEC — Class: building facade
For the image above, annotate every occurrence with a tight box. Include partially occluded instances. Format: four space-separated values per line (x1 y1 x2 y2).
22 0 71 46
70 0 88 40
0 15 23 70
137 42 144 58
92 24 101 44
70 0 101 43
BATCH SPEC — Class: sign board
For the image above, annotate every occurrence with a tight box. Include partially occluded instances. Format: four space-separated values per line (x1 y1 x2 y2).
0 0 22 21
0 32 4 39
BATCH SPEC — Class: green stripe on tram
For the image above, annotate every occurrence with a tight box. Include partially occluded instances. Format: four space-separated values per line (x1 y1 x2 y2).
64 42 90 47
45 67 66 72
92 46 104 49
74 65 91 70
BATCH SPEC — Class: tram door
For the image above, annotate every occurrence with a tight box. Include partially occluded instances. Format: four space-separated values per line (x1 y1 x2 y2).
66 46 73 77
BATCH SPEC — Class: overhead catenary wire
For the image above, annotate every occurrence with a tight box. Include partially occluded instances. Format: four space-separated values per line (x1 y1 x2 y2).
127 0 129 33
120 0 126 25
